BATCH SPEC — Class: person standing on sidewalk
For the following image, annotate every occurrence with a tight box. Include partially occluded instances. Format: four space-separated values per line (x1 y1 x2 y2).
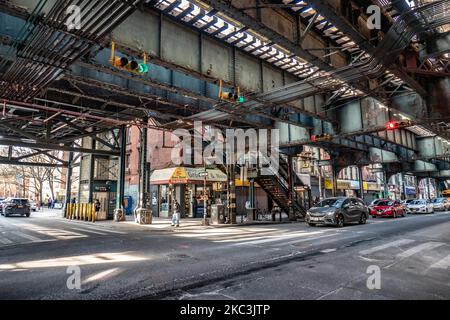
171 199 181 227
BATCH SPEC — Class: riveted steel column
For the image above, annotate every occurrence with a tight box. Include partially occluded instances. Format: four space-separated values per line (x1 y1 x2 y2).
64 151 74 218
358 166 365 201
135 118 152 224
227 163 236 224
332 163 338 197
114 126 127 222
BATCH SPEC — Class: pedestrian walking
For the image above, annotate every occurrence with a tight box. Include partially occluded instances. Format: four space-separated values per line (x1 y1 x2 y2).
171 199 181 227
94 199 101 213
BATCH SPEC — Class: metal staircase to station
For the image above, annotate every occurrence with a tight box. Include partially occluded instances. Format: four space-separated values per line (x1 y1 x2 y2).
253 154 307 219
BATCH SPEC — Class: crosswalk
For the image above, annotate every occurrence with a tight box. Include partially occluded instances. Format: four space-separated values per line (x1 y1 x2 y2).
0 221 124 248
358 238 450 271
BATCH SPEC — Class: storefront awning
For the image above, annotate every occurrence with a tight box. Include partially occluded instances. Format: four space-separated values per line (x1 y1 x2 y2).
150 167 227 184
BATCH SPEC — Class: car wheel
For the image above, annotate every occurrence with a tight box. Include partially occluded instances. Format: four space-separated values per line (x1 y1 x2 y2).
26 213 30 218
359 213 367 224
336 214 344 228
308 223 316 227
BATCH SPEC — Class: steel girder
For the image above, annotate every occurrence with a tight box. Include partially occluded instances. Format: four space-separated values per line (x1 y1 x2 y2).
305 0 426 96
0 137 120 156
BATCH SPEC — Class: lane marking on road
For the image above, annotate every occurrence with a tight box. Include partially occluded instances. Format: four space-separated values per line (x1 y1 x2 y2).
359 239 415 255
14 231 43 242
68 227 107 235
228 231 325 246
281 233 341 246
0 237 13 244
429 254 450 270
320 248 337 253
57 220 127 234
396 242 445 259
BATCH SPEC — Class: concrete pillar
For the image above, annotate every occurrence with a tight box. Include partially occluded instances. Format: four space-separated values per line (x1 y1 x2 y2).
135 119 152 224
114 126 127 222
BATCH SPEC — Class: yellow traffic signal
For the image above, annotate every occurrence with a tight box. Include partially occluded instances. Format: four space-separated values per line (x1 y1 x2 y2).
110 42 149 75
218 80 245 104
314 133 333 142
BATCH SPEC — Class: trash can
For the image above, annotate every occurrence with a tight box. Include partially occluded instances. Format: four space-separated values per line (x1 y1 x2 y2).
210 204 225 224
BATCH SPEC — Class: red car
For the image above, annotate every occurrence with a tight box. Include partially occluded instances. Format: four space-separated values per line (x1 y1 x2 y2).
369 199 406 218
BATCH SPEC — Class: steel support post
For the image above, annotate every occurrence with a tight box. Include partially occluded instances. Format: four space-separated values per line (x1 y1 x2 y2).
332 164 339 198
202 162 209 226
227 164 236 224
415 176 420 199
64 151 73 218
383 171 389 199
288 155 296 221
134 119 152 224
247 178 256 221
88 136 96 204
358 166 365 201
427 177 432 200
400 173 405 200
114 126 127 222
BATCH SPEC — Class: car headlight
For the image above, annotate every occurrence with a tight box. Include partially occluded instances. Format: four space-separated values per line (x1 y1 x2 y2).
325 210 336 217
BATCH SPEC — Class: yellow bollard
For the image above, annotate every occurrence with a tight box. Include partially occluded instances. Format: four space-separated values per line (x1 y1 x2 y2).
83 203 86 221
92 203 96 223
87 203 92 222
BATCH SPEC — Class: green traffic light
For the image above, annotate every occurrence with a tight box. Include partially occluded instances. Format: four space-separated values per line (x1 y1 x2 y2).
238 96 245 103
138 63 149 74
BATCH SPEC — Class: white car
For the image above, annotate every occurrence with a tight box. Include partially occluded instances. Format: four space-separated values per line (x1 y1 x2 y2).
53 202 63 209
431 198 450 211
30 201 37 211
407 199 434 214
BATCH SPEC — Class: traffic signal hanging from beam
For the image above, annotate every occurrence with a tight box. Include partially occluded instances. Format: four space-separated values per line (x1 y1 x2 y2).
110 41 149 75
311 133 333 142
218 80 245 104
386 120 412 130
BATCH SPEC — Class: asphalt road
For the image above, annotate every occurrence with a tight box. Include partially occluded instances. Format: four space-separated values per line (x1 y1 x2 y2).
0 209 449 300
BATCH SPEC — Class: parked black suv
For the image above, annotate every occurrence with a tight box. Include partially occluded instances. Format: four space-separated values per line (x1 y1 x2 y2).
1 198 31 217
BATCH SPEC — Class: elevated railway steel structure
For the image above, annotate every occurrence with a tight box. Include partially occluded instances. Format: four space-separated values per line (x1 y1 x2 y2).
0 0 449 220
